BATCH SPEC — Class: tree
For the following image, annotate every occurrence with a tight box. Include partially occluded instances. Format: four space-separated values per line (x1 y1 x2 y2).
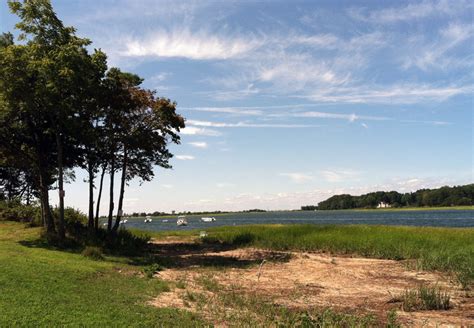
8 0 108 239
0 32 58 233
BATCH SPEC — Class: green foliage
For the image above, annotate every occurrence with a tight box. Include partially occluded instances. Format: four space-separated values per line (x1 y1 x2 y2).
199 224 474 288
399 285 451 311
0 200 41 224
317 184 474 210
143 263 163 279
81 246 104 261
386 309 400 328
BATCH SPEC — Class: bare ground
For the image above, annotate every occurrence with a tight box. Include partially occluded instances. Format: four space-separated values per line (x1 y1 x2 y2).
148 238 474 327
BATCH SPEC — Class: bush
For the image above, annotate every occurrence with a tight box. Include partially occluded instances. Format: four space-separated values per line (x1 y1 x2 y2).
82 246 104 261
143 263 163 278
0 200 41 224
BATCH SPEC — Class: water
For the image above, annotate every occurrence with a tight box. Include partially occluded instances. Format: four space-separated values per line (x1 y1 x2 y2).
117 209 474 232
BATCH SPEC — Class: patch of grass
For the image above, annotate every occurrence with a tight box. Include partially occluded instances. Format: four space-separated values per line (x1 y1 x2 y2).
194 224 474 288
195 274 220 292
81 246 104 261
399 285 451 311
386 309 400 328
175 279 187 289
143 263 164 279
0 222 204 326
216 288 379 326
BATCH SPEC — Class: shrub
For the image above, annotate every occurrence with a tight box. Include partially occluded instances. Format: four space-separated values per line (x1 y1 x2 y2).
143 263 163 278
81 246 104 261
0 200 41 224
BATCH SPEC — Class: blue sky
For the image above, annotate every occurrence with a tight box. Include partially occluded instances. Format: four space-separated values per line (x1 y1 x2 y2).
1 0 473 213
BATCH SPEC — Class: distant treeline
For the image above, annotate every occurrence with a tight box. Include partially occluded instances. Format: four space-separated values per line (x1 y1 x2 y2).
127 209 267 217
302 184 473 211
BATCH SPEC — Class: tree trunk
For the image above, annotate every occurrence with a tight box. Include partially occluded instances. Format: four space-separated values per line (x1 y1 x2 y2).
112 147 127 233
94 164 106 230
87 162 94 233
107 156 115 232
56 132 65 240
26 185 31 206
39 170 55 234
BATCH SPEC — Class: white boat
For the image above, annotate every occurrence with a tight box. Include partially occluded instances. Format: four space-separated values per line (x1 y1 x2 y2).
177 215 188 226
201 217 216 222
144 216 152 223
162 219 169 223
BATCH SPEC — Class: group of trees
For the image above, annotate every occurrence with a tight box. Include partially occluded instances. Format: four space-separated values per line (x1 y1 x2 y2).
312 184 474 210
0 0 185 240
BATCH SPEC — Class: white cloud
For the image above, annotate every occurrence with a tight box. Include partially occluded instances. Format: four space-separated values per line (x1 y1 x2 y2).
160 184 173 189
291 111 388 122
181 126 222 136
320 170 360 183
187 119 320 128
122 28 262 60
349 0 470 24
279 172 314 183
216 182 235 188
303 83 472 104
188 141 208 149
181 106 263 116
402 23 474 71
175 155 195 160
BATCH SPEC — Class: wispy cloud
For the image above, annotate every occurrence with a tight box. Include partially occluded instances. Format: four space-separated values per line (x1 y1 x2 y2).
216 182 235 188
122 28 262 60
188 141 208 148
175 155 195 160
187 120 320 128
279 172 314 183
181 106 263 116
181 126 222 136
320 170 360 183
349 0 470 24
402 23 474 71
303 83 472 104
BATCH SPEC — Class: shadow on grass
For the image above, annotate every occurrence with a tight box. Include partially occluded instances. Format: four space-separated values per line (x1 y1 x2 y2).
19 237 83 252
128 240 292 269
18 231 291 271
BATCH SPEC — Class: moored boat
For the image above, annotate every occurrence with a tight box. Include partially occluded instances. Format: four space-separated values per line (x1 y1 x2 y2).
201 217 216 222
177 215 188 226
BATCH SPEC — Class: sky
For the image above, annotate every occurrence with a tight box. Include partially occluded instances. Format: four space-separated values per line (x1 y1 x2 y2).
1 0 473 213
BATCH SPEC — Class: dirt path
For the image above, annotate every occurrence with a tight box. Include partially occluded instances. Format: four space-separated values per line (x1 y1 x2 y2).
149 239 473 327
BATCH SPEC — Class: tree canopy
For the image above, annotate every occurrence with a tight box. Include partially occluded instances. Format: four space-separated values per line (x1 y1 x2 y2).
0 0 185 240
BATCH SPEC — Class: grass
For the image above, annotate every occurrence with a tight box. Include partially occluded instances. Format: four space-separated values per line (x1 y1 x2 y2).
398 284 451 311
154 224 474 289
0 222 203 327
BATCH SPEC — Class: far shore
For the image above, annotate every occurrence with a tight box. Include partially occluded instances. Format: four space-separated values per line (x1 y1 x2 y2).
121 205 474 219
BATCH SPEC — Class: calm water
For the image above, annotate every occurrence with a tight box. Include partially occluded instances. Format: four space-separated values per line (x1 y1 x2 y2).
116 210 474 232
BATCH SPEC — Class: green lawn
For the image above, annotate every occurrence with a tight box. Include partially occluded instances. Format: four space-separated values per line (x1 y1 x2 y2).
0 222 202 327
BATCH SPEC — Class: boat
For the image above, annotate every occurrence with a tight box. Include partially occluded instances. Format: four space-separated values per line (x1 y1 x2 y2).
201 217 216 222
144 216 152 223
162 219 169 223
177 215 188 226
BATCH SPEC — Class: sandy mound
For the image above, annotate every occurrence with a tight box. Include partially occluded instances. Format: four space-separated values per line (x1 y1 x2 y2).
149 241 473 327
